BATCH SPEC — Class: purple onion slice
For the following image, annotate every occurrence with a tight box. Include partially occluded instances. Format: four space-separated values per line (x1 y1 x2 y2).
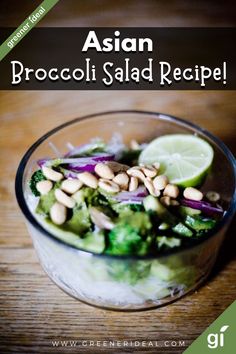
180 198 224 217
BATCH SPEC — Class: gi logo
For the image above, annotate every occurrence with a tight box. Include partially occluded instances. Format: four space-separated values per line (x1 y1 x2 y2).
207 325 229 349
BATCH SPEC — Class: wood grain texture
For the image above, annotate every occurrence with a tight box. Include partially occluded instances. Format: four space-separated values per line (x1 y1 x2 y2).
0 1 236 353
0 90 235 354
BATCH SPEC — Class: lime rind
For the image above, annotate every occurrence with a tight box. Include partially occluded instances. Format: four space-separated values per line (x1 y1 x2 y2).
139 134 214 187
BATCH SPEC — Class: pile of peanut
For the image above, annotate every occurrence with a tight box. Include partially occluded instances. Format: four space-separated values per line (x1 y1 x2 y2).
35 161 204 226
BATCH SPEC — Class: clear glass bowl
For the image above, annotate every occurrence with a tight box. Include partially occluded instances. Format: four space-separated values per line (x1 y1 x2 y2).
15 111 236 310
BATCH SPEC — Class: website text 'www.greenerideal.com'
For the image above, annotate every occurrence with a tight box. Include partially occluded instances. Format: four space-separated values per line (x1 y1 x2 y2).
51 339 187 348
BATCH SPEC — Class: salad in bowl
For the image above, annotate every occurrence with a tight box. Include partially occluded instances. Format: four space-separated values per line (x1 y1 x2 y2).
16 111 236 310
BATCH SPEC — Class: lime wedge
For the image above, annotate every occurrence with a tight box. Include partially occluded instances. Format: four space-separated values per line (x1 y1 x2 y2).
139 134 214 187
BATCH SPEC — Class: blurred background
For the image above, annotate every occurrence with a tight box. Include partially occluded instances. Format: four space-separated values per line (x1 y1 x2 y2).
0 1 235 353
0 0 236 27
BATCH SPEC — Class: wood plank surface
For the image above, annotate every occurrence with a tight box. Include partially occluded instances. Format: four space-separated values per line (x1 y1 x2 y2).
0 1 236 353
0 90 235 354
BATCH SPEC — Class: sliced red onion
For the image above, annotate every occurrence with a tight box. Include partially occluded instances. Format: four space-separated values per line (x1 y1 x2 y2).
68 163 97 173
37 153 114 170
180 198 224 217
112 186 148 202
67 154 115 172
37 158 50 168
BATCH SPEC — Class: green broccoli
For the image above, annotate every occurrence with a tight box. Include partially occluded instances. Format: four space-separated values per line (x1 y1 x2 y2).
106 212 153 256
29 169 46 196
107 224 143 256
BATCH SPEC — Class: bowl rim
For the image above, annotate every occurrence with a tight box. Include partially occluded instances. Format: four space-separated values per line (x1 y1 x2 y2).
15 110 236 260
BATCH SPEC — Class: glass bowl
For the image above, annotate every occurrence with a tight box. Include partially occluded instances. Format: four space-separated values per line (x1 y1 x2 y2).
15 111 236 311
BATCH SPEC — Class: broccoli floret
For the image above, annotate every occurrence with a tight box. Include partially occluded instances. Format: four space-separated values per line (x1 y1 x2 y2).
106 212 153 256
29 169 46 196
122 212 152 237
107 224 143 256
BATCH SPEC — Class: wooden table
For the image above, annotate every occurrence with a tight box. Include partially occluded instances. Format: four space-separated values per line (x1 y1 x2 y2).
0 1 236 353
0 90 235 354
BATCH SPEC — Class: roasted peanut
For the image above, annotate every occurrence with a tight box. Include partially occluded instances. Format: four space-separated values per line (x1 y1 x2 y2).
95 163 115 180
36 180 53 195
144 178 160 197
98 179 120 193
127 167 146 182
78 172 98 189
113 172 129 190
128 176 139 192
61 179 83 194
183 187 203 201
163 184 179 199
153 175 169 190
55 189 76 209
141 165 157 178
50 202 67 225
42 166 63 182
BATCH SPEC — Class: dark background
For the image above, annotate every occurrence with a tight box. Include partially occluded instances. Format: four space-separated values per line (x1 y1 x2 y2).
1 27 235 90
0 0 236 27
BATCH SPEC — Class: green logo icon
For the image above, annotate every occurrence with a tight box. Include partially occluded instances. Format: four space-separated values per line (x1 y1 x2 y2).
207 325 229 349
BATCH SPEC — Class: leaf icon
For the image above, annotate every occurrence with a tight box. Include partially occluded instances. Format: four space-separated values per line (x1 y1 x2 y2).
220 325 229 332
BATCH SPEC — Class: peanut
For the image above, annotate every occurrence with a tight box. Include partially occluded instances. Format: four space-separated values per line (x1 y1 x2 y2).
95 163 114 180
113 172 129 190
183 187 203 201
128 176 139 192
98 179 120 193
163 184 179 199
153 175 169 190
36 180 53 195
42 166 63 182
141 165 157 178
77 172 98 189
127 167 146 182
55 189 76 209
50 202 67 225
61 179 83 194
144 178 160 197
